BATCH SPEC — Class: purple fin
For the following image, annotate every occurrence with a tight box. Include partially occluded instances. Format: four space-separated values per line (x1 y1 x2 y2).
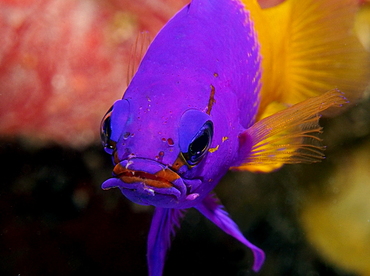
194 193 265 272
147 207 186 276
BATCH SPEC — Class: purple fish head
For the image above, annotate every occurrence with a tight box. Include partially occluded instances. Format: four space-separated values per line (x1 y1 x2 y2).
100 0 261 209
101 98 215 208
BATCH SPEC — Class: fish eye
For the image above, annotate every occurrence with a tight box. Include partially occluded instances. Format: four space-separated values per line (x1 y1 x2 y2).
100 106 116 154
184 121 213 166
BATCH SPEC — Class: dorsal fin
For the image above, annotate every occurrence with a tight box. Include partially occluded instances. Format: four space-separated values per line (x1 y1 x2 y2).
126 31 151 87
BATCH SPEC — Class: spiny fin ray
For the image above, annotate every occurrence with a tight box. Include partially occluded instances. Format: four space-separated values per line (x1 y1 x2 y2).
126 31 151 87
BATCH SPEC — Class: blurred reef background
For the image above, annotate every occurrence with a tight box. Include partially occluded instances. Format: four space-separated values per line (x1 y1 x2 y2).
1 0 370 275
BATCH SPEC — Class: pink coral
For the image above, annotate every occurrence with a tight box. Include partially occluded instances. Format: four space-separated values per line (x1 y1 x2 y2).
0 0 187 148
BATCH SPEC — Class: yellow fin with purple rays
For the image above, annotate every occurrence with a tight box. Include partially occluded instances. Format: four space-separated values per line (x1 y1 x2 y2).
232 90 347 173
243 0 370 119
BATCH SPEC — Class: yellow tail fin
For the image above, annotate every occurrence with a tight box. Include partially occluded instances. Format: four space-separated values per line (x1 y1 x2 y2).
243 0 370 118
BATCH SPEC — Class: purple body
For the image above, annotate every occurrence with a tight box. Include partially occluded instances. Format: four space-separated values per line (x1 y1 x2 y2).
101 0 264 274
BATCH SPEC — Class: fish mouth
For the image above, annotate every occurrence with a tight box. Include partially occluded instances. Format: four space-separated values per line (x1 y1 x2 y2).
101 158 202 208
112 162 180 189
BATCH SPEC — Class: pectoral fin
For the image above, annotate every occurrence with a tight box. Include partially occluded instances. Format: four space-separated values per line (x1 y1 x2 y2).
233 89 348 173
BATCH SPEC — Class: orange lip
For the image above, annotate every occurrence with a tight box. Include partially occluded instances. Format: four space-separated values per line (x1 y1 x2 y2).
113 163 181 189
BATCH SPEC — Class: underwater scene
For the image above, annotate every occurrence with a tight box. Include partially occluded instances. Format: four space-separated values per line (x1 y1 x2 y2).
1 0 370 275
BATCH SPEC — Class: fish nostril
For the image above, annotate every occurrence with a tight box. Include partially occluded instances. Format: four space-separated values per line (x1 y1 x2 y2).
155 151 165 162
167 138 174 146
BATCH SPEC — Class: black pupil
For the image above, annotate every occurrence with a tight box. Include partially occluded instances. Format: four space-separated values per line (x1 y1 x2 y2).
101 116 112 148
100 106 115 152
189 132 209 156
186 121 213 165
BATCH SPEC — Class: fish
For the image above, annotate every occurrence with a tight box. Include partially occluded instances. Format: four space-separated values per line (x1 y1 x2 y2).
100 0 369 275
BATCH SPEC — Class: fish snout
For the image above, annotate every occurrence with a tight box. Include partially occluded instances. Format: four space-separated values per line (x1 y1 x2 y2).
101 158 200 207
